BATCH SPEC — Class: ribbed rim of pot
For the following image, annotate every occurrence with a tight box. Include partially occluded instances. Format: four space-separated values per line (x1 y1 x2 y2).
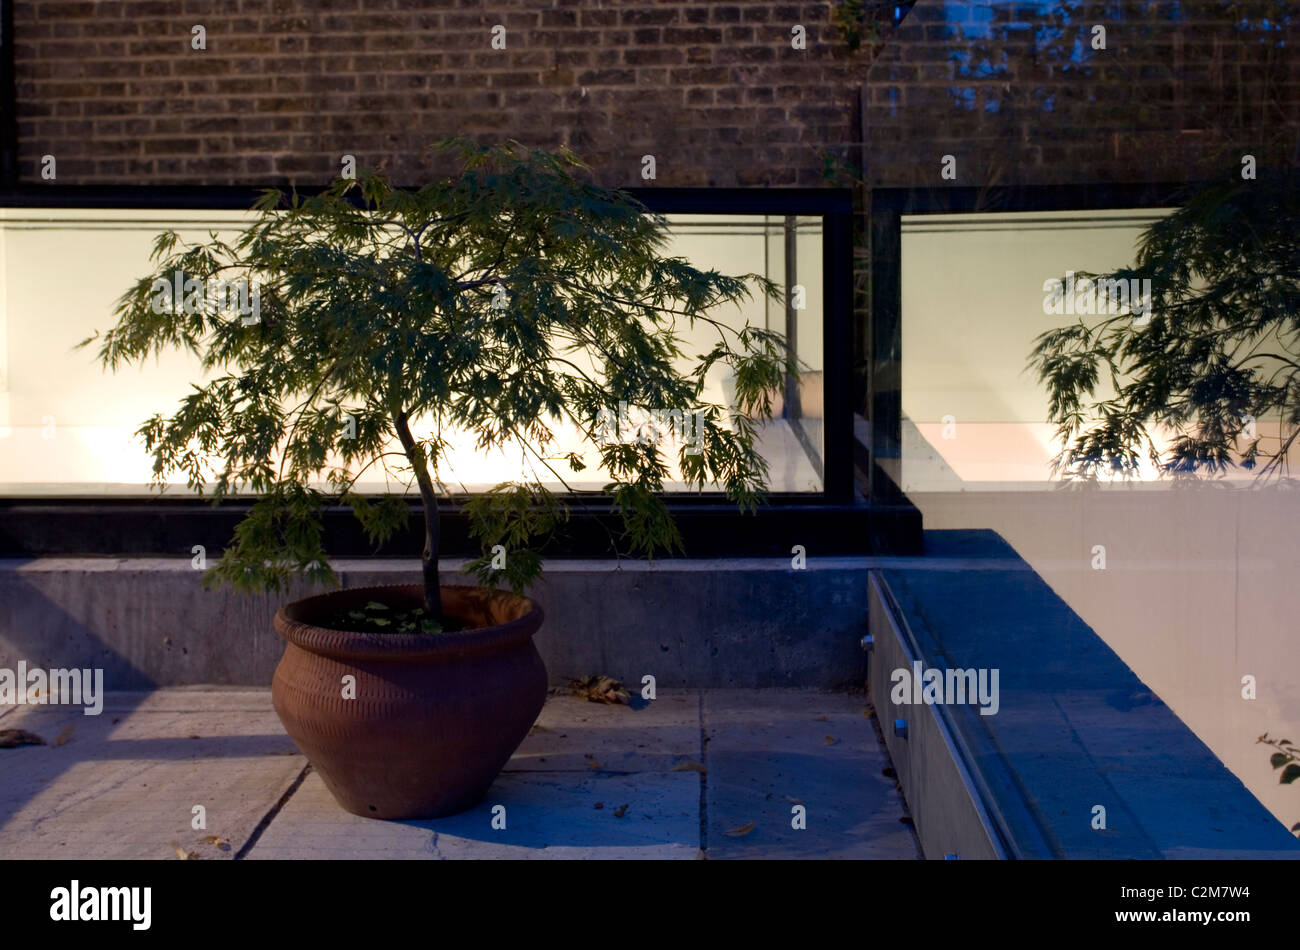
273 583 544 662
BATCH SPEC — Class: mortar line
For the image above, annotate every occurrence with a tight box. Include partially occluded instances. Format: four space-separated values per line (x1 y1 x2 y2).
233 762 311 860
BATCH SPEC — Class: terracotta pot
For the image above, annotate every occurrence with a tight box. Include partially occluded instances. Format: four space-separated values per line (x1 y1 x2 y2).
271 583 546 820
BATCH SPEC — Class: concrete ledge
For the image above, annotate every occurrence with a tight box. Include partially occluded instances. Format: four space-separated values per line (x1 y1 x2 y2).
871 530 1300 859
1 556 876 690
868 573 1006 860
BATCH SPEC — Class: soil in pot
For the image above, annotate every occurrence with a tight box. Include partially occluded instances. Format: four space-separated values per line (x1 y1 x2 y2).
315 598 466 635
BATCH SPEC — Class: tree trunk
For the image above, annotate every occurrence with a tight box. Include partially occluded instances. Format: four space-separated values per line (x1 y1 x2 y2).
393 409 443 619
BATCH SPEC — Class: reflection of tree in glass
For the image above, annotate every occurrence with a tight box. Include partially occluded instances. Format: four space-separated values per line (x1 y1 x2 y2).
1029 167 1299 481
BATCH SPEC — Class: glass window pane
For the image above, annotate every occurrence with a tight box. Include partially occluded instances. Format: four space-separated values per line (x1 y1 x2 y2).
0 208 824 496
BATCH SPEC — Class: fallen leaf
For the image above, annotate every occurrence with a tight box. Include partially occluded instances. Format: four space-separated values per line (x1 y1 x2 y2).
812 715 828 722
723 822 756 837
0 729 46 748
587 760 600 770
593 801 604 810
613 803 628 818
174 847 199 860
202 835 232 852
824 735 838 746
55 725 75 747
566 675 631 705
673 759 707 774
188 734 201 741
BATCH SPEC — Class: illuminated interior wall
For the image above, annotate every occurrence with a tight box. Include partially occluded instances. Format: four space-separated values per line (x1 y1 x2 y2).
0 208 232 494
0 209 824 496
898 208 1300 833
899 210 1165 488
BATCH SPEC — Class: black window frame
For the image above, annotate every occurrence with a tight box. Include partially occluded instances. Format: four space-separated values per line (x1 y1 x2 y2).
866 179 1209 505
0 182 923 558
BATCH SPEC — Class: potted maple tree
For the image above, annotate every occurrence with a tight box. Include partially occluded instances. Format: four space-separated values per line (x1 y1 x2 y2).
85 139 788 818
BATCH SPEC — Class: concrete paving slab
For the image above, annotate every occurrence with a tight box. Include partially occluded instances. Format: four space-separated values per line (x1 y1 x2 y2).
506 690 700 773
704 689 920 859
1 687 915 860
245 769 701 859
0 692 305 860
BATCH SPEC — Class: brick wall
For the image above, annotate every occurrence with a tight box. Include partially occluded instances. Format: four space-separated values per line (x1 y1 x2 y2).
864 0 1300 188
8 0 1296 189
9 0 886 188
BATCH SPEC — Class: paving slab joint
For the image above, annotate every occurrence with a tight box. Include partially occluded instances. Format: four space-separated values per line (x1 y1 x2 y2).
235 763 312 860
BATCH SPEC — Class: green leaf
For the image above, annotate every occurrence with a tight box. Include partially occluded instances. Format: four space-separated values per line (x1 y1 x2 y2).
1281 764 1300 785
364 601 389 611
92 138 785 599
1271 753 1292 769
